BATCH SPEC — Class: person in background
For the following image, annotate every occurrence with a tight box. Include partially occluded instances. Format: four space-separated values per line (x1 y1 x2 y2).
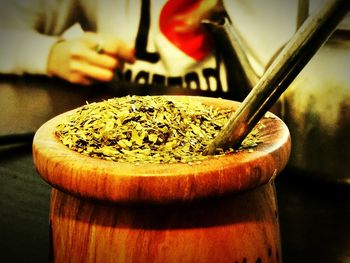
1 0 349 180
0 0 300 99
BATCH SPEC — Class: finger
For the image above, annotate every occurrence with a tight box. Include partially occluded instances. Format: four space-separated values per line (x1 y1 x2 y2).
76 77 94 86
79 46 119 70
71 60 114 82
102 38 135 63
68 73 94 85
82 33 135 63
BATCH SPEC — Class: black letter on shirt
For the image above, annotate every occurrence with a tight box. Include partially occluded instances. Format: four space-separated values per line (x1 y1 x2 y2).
185 72 200 90
203 68 221 92
135 71 150 84
135 0 160 63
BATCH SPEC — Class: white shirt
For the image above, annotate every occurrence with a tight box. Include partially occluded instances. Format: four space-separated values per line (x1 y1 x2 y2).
0 0 348 96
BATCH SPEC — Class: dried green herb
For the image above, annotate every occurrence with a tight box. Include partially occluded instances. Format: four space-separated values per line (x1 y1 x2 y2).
55 96 263 164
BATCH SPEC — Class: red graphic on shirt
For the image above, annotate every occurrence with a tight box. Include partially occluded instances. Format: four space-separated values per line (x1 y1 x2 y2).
159 0 213 61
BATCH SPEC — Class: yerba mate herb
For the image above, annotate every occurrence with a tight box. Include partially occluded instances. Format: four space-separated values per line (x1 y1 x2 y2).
55 96 263 164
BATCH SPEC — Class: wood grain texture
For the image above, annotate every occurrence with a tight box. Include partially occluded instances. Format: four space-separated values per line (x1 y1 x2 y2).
32 96 291 204
50 183 281 263
33 96 290 263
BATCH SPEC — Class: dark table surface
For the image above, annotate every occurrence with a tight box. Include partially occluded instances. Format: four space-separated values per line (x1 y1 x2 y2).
1 76 350 263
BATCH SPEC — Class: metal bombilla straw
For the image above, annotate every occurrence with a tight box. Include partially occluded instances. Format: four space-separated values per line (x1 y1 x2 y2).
202 16 259 102
205 0 350 155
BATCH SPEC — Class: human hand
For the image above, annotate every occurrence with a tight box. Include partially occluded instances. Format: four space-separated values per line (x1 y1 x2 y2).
47 32 135 85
